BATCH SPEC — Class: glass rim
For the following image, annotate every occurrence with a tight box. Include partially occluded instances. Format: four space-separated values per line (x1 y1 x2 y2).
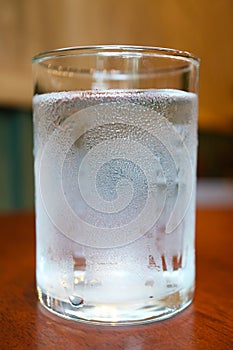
32 45 200 66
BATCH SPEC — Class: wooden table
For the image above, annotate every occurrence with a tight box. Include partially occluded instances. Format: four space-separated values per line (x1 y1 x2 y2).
0 210 232 349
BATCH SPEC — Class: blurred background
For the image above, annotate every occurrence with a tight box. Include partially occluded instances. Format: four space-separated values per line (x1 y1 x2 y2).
0 0 233 211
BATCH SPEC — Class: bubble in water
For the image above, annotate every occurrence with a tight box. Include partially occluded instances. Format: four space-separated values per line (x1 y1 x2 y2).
68 295 84 307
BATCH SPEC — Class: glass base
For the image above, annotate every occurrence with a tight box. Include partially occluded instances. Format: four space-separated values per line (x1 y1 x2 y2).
37 286 194 325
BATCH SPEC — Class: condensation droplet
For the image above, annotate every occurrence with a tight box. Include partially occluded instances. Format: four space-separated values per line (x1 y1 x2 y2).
87 278 102 287
148 254 160 271
145 278 154 287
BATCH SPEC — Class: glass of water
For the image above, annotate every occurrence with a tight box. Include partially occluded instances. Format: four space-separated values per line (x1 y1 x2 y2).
32 46 199 325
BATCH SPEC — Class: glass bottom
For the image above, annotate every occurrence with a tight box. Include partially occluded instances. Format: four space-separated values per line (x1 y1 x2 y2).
37 286 194 325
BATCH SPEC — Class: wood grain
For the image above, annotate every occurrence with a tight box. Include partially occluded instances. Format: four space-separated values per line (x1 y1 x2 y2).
0 210 232 349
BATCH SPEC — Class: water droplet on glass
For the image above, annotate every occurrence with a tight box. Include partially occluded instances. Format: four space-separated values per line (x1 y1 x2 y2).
145 278 154 287
148 255 160 271
87 278 102 287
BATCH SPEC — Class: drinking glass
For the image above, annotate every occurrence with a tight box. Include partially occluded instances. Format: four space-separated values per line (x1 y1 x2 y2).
32 46 200 325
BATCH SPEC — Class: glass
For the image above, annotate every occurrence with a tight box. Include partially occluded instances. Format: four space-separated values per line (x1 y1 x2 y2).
32 45 200 325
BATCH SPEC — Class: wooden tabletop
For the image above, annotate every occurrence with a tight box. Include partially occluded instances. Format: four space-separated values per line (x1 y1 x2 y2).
0 209 232 350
